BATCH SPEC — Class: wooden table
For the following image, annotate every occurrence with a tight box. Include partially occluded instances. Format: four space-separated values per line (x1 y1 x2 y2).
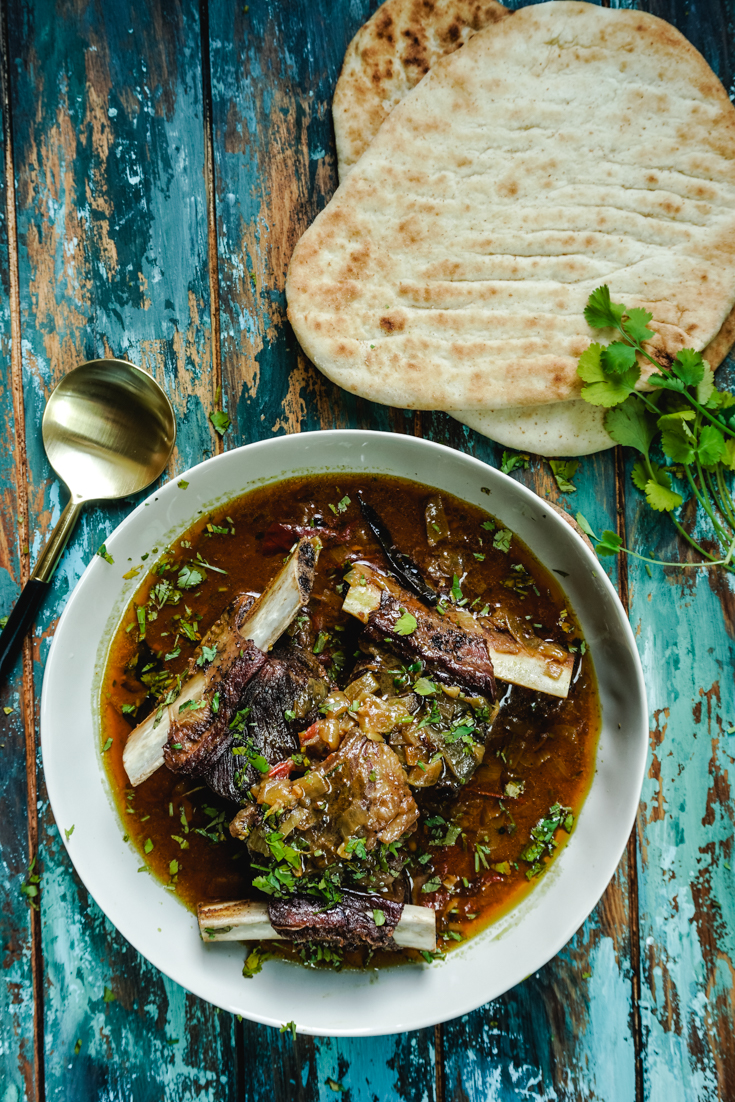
1 0 733 1098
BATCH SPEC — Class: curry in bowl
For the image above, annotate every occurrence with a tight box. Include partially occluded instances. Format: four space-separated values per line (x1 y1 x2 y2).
101 474 599 971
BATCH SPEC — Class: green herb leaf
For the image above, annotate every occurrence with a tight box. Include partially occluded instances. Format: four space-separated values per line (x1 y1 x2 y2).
243 946 270 978
584 285 625 330
601 341 638 376
280 1020 297 1040
500 450 530 475
697 425 726 468
660 416 695 465
621 306 654 344
595 530 623 557
696 362 716 405
631 460 648 492
575 512 596 540
604 397 658 455
548 459 578 493
645 477 683 513
177 480 189 489
178 565 205 589
413 677 437 696
671 348 705 387
97 544 114 565
196 643 218 667
102 737 113 753
210 410 231 436
326 1080 346 1093
492 528 512 553
372 908 386 927
312 630 329 655
576 343 606 384
103 985 116 1003
647 372 686 394
394 612 417 636
421 876 442 893
144 838 154 854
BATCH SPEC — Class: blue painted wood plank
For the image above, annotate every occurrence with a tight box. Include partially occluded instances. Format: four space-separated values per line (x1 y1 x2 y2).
0 45 36 1102
429 419 635 1101
240 1025 437 1102
6 0 238 1096
620 2 735 1097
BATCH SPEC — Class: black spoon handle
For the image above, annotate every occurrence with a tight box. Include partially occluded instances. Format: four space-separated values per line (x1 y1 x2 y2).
0 579 50 681
0 499 83 685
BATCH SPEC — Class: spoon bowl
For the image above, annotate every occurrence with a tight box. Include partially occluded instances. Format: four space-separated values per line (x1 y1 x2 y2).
0 358 176 682
43 359 176 503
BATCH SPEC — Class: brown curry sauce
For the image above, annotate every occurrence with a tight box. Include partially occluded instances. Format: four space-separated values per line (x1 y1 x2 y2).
101 475 600 966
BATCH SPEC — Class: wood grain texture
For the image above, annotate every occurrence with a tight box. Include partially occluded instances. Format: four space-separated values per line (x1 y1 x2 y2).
619 5 735 1099
424 417 635 1101
6 0 237 1097
0 3 36 1096
0 0 733 1097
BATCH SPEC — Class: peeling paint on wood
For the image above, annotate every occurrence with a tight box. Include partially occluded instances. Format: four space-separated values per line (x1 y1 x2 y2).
1 0 734 1098
0 22 35 1097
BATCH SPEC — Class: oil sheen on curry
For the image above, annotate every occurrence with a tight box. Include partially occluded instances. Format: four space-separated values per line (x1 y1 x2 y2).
102 475 600 971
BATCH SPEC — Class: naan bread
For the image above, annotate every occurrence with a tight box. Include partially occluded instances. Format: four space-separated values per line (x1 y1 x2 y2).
288 2 735 415
452 311 735 455
334 0 507 181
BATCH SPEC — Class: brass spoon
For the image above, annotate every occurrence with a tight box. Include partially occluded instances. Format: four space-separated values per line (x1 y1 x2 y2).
0 359 176 682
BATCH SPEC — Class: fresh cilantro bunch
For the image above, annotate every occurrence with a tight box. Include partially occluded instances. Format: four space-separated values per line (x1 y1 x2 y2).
576 286 735 570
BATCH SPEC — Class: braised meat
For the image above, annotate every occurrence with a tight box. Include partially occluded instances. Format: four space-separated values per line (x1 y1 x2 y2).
201 644 329 802
268 889 404 950
163 640 267 775
363 586 496 699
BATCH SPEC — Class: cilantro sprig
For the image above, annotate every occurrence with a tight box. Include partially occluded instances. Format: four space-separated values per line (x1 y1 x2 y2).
577 286 735 572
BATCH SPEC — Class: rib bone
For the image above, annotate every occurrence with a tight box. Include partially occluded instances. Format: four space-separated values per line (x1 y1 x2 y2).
122 537 320 786
197 898 437 951
343 565 574 699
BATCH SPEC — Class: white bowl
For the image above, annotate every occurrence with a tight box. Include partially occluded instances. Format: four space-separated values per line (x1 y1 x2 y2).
40 430 647 1037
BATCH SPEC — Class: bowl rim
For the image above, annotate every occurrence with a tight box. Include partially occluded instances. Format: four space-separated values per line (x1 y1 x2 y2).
40 428 648 1035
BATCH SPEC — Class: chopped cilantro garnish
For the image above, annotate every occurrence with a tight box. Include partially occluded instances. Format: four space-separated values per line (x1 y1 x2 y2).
520 803 574 878
492 528 512 553
394 611 417 635
209 410 231 436
97 544 114 565
178 565 205 590
500 450 530 475
196 643 218 667
243 946 270 978
549 459 579 494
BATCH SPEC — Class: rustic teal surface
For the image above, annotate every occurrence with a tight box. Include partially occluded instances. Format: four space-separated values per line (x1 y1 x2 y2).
0 0 733 1098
